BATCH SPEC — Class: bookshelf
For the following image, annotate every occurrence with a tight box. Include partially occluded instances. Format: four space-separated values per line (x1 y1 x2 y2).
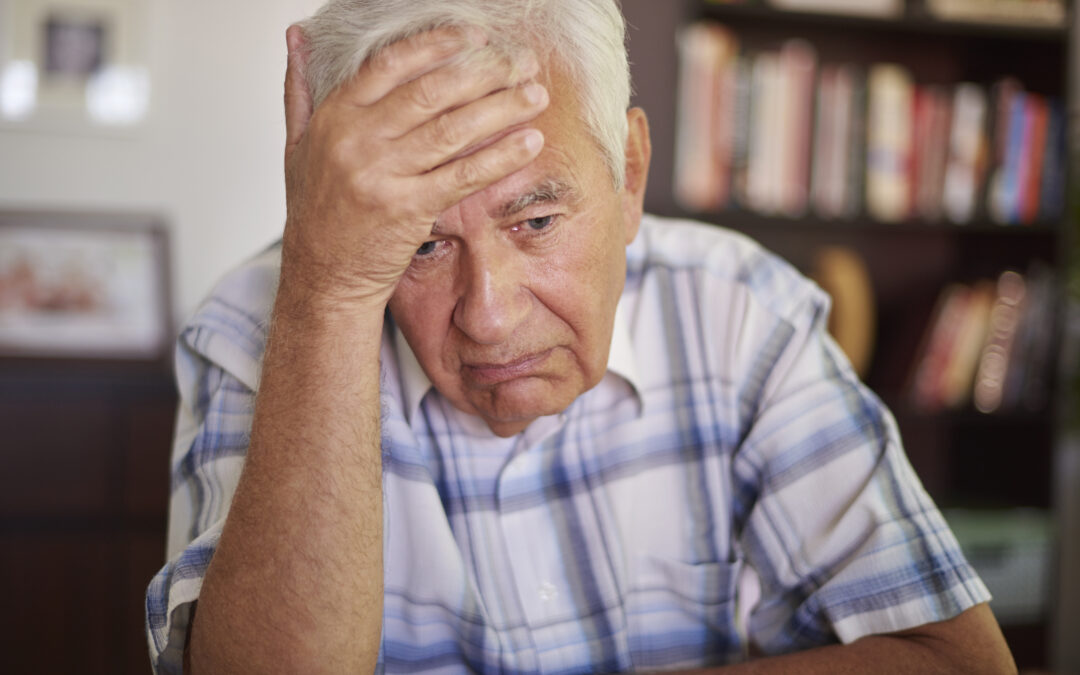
622 0 1071 668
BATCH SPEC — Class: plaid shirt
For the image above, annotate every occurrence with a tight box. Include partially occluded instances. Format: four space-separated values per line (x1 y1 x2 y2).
146 214 989 674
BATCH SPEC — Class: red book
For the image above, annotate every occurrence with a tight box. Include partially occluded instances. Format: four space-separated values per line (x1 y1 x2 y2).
1020 95 1049 224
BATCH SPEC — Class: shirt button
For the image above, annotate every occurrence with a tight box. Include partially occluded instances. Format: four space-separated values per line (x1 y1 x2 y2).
538 581 557 602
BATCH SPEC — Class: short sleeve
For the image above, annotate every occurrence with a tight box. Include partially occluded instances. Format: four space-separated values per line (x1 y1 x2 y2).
731 283 990 654
145 308 264 673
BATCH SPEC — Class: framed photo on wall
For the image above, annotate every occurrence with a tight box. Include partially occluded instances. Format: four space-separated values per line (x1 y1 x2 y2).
0 0 150 131
0 210 171 360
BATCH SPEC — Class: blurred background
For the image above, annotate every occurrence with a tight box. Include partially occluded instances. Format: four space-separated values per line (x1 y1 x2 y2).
0 0 1077 672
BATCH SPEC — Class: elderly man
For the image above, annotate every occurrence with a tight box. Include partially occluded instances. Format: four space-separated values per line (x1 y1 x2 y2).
147 0 1016 673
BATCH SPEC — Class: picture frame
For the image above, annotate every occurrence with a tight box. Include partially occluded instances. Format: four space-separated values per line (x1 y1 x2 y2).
0 0 150 132
0 210 171 360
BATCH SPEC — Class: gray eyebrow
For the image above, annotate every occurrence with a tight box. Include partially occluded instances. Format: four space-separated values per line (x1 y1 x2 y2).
498 178 576 219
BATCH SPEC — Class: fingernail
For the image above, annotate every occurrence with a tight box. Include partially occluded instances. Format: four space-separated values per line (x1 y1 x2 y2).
286 25 303 53
524 82 548 106
524 129 543 153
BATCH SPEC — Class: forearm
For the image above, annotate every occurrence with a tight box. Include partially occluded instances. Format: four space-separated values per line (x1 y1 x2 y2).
682 638 979 675
676 604 1016 675
188 276 386 674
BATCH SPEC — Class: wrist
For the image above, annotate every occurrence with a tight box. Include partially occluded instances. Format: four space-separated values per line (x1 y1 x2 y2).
277 246 398 318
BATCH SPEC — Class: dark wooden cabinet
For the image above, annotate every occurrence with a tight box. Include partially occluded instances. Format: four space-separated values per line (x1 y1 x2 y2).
0 359 177 674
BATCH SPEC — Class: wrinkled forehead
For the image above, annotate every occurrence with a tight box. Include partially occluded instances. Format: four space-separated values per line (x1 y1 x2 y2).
435 61 606 227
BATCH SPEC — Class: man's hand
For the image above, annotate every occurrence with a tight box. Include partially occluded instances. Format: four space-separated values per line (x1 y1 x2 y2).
281 24 549 307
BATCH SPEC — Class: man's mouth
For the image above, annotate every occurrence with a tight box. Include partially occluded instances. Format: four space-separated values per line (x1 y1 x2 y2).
462 349 553 385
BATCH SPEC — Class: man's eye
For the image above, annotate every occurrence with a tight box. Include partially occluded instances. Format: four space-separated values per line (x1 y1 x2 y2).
415 241 438 256
525 215 554 230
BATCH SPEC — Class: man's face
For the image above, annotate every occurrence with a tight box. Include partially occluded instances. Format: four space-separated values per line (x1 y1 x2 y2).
388 61 649 437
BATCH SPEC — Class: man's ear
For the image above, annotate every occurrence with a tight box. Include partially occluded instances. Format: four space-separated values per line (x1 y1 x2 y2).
621 107 651 244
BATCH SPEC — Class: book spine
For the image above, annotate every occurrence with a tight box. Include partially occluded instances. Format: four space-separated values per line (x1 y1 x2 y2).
1020 94 1048 225
779 39 817 217
911 284 971 410
730 55 754 210
921 87 953 223
986 78 1023 224
943 83 988 224
866 64 914 223
845 66 868 219
940 280 995 409
747 50 782 213
974 270 1027 414
1038 99 1066 221
674 23 739 213
811 64 837 217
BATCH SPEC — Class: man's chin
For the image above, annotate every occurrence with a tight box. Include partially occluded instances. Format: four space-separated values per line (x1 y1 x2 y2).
466 378 580 437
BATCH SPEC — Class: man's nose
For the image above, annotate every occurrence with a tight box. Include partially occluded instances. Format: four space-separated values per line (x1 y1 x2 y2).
452 248 530 345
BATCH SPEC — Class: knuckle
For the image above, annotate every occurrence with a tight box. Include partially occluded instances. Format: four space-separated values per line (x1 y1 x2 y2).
429 113 463 151
327 136 355 170
368 46 399 77
453 157 484 190
409 75 444 112
347 168 379 202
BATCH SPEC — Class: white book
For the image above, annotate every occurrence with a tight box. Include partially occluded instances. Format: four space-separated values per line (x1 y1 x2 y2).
866 64 914 223
747 51 782 214
943 83 988 224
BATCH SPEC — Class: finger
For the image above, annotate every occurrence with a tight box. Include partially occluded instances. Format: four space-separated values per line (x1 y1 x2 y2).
329 26 487 108
285 24 313 151
419 128 545 211
374 48 540 139
396 81 549 175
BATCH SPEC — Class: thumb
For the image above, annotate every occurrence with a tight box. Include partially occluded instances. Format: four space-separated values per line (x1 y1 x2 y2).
284 24 313 151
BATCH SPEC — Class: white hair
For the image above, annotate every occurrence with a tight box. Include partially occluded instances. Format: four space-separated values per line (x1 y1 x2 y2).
298 0 631 187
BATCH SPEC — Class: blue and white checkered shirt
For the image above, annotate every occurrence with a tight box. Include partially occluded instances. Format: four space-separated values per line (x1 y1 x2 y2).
146 214 989 674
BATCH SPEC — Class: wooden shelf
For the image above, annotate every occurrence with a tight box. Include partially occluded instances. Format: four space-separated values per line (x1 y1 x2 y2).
698 2 1069 43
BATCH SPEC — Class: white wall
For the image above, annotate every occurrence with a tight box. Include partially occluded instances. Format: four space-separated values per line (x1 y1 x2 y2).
0 0 323 321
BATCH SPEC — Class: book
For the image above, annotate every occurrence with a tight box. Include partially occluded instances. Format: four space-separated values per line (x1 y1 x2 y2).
910 284 972 410
1002 264 1056 411
674 22 740 212
811 64 860 219
865 64 914 223
912 86 952 222
973 270 1027 413
986 78 1023 224
778 39 817 217
939 280 995 409
942 83 989 224
846 68 868 220
910 279 996 411
730 55 754 209
811 65 841 218
747 50 783 213
1038 99 1066 221
1018 94 1048 225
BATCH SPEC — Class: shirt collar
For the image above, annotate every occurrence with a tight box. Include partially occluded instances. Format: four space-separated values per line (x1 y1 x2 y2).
393 297 644 428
